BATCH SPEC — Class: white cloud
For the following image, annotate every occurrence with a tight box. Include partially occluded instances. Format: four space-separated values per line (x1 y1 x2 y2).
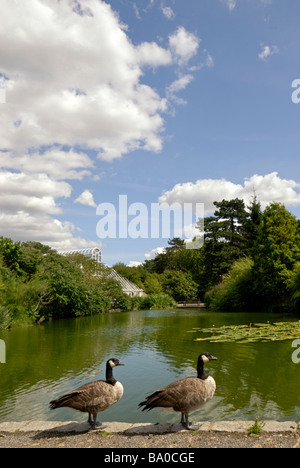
136 42 172 67
204 51 214 68
127 261 143 267
166 74 194 105
0 2 203 161
0 0 168 161
223 0 273 10
0 0 206 250
145 247 166 260
169 27 200 66
0 148 94 180
0 169 97 249
0 171 71 213
224 0 238 11
75 190 97 208
161 6 176 20
167 75 194 94
0 211 100 251
159 172 300 214
258 44 279 61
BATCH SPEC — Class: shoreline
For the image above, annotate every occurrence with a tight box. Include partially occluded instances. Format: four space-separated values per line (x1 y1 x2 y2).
0 421 299 449
0 419 298 434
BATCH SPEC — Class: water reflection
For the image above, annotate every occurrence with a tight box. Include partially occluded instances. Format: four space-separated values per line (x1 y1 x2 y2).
0 309 299 423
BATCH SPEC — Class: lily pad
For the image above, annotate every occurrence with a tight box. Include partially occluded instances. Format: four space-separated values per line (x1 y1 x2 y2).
192 321 300 344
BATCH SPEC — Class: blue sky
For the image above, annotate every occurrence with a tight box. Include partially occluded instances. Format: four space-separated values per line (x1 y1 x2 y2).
1 0 300 265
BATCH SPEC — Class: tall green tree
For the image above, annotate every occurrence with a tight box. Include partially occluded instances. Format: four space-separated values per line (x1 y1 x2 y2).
252 202 300 310
213 198 248 246
197 199 249 292
244 196 263 254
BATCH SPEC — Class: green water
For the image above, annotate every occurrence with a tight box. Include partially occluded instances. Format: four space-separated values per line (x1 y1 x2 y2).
0 309 299 424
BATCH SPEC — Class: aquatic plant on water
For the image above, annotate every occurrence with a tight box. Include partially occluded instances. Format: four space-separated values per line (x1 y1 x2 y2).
190 321 300 343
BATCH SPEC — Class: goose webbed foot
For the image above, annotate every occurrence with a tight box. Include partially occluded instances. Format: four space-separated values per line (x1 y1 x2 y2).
180 413 199 431
90 422 106 431
88 414 106 431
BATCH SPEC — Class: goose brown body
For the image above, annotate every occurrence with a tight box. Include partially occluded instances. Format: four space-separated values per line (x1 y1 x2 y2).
139 353 217 430
49 358 124 429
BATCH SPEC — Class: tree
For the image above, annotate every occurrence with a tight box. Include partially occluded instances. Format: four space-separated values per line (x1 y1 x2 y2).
252 202 300 310
244 196 263 254
213 198 248 247
161 270 198 302
196 199 249 292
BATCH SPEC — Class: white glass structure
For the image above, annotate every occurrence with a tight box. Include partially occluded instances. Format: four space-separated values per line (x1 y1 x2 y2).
58 247 102 264
58 247 145 297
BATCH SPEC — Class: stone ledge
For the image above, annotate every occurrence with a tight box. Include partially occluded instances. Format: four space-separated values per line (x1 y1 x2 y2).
0 421 298 435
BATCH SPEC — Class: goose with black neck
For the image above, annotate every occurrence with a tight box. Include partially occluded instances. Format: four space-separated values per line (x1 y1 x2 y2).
139 353 217 430
49 358 125 430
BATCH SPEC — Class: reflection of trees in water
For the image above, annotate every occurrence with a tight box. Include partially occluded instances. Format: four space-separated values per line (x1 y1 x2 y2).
1 310 299 422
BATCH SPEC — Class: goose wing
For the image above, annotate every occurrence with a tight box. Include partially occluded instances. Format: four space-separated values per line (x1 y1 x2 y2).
49 380 119 412
139 377 213 413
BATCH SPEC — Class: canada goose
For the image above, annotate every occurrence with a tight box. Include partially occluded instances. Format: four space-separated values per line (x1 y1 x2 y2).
138 353 217 430
49 358 124 430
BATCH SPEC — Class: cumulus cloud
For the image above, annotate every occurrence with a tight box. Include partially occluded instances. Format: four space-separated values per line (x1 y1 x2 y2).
136 42 172 67
75 190 97 208
161 6 176 20
144 247 166 260
169 27 200 66
0 168 95 249
166 74 194 105
0 0 206 250
0 1 200 161
159 173 300 215
0 0 163 160
0 170 71 213
0 211 99 251
0 148 94 180
258 44 279 61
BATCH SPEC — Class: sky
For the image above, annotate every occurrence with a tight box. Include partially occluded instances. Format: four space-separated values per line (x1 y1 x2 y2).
1 0 300 266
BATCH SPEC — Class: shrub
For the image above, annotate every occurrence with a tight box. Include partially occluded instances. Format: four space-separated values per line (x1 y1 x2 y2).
130 294 176 311
205 257 255 312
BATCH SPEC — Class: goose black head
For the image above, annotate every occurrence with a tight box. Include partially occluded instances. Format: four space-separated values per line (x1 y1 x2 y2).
197 353 217 380
199 352 218 364
107 358 125 368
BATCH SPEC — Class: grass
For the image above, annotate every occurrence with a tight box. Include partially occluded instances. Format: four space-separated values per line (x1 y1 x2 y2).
248 405 265 436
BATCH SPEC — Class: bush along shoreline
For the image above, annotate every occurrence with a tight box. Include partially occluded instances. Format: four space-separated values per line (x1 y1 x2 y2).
0 238 176 329
1 197 300 329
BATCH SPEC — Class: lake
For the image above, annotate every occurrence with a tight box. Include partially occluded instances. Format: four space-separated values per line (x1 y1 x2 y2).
0 308 299 425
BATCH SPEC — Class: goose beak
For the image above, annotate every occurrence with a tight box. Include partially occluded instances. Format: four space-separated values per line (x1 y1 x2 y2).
118 362 125 366
210 355 217 361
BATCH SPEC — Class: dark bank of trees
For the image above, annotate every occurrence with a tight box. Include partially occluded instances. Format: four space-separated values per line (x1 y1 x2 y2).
114 198 300 314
